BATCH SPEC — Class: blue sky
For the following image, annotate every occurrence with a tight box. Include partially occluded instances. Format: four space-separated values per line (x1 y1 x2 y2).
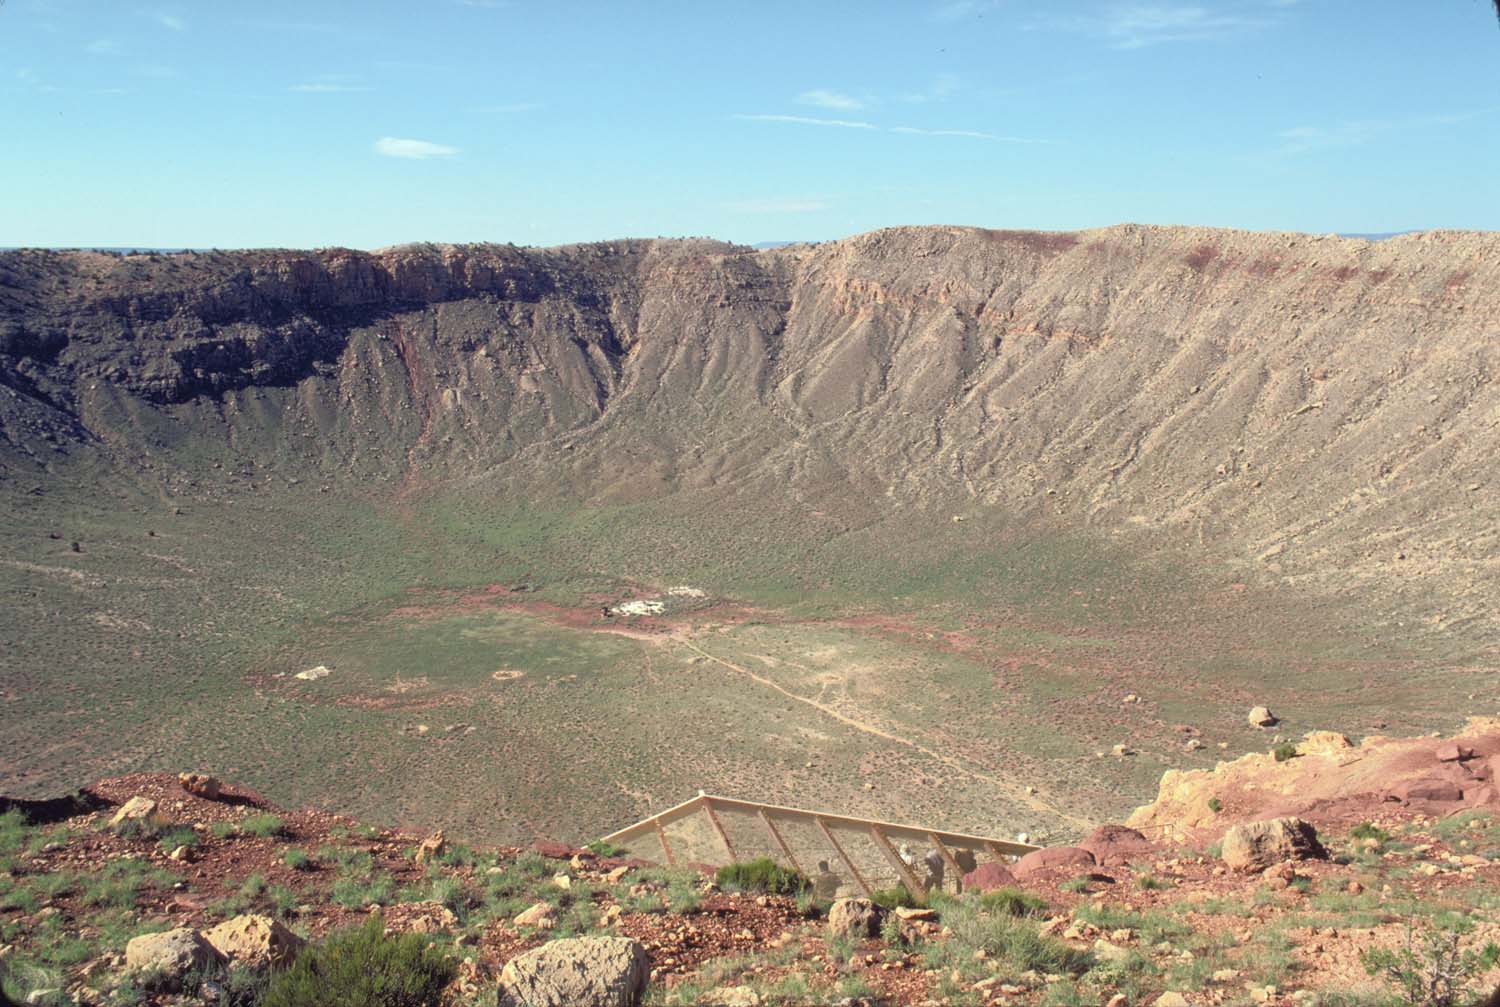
3 1 1497 248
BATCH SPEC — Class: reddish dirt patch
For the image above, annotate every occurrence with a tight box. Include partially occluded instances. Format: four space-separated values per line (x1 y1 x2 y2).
981 229 1080 256
1184 244 1219 272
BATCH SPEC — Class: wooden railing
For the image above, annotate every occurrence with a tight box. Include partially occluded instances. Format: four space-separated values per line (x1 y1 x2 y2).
600 793 1038 898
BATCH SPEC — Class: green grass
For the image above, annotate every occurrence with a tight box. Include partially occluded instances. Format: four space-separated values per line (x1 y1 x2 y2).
284 847 315 871
331 871 395 909
977 888 1047 918
240 814 287 839
715 858 809 896
79 859 173 909
156 826 201 852
923 897 1091 981
0 448 1474 854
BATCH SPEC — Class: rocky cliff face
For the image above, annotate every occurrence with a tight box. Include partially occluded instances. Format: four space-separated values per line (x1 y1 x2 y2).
3 224 1499 631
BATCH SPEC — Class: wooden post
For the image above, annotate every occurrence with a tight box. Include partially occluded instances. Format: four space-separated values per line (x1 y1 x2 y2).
700 797 738 863
814 816 872 897
654 818 677 867
868 824 924 896
926 832 964 893
758 810 803 875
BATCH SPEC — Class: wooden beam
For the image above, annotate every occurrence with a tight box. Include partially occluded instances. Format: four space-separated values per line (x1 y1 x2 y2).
654 817 677 867
868 824 925 897
814 816 871 898
984 840 1012 863
684 794 1038 856
699 797 737 863
601 793 716 845
926 832 964 893
758 810 803 875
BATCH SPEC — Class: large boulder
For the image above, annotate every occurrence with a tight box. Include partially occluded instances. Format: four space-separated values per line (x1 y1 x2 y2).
202 914 304 970
961 861 1020 893
495 936 649 1007
125 928 222 988
1220 817 1327 872
178 772 222 801
1395 778 1465 804
1247 706 1278 728
1012 846 1096 882
109 796 160 830
827 897 884 939
1079 825 1156 868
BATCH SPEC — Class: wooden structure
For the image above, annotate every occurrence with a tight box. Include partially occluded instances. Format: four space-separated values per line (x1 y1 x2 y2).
600 793 1037 897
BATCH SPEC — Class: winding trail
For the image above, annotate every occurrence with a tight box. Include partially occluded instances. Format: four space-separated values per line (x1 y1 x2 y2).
673 636 1096 831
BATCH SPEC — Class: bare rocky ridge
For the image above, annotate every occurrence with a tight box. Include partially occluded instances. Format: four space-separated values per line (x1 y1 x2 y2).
3 224 1498 635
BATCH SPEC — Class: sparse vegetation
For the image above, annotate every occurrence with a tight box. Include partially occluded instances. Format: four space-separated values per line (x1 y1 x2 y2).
241 814 287 839
1362 919 1500 1007
715 858 809 896
261 915 455 1007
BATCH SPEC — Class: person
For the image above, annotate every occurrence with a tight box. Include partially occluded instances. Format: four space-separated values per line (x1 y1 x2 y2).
813 859 841 899
923 847 945 891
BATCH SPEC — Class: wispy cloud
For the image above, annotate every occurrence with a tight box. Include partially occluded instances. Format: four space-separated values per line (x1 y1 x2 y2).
374 136 460 159
290 82 372 93
890 126 1047 142
1272 112 1479 156
735 113 876 130
738 112 1046 143
457 0 510 6
795 89 863 111
900 72 960 104
727 198 830 214
86 38 119 55
1045 4 1268 49
149 11 186 31
234 19 343 34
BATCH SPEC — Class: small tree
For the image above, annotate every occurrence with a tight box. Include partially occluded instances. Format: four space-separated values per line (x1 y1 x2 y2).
1361 919 1500 1007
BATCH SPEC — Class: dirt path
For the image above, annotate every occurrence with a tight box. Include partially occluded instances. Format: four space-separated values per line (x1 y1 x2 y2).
673 637 1096 831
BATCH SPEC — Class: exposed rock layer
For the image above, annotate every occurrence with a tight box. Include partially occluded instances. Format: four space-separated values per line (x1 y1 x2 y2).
3 225 1498 628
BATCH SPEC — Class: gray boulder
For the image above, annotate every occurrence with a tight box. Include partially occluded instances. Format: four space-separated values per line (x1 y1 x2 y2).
125 927 222 988
496 936 649 1007
826 897 884 940
1220 817 1327 872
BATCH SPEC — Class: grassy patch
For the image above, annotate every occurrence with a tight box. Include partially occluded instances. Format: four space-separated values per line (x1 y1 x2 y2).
241 814 287 839
715 858 809 896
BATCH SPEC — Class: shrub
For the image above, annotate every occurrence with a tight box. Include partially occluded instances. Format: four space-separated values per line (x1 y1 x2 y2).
1362 919 1500 1007
978 888 1047 918
715 858 809 896
241 814 286 839
210 822 238 841
1207 797 1223 814
1272 742 1299 763
586 840 625 858
1135 873 1173 891
926 898 1089 977
261 915 455 1007
0 810 30 855
284 848 314 872
1350 822 1390 844
871 885 919 910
